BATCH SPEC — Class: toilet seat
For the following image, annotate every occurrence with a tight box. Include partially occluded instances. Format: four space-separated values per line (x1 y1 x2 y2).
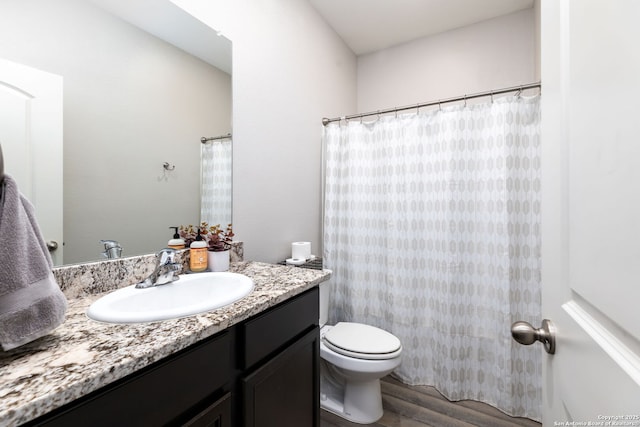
322 322 402 360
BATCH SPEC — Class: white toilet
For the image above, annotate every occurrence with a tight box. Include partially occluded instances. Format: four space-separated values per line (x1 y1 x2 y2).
319 280 403 424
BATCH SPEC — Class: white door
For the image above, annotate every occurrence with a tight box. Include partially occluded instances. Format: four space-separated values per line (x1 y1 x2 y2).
0 58 63 265
538 0 640 423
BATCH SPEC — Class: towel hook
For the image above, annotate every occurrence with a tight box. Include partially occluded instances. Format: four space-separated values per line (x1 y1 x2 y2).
163 162 175 171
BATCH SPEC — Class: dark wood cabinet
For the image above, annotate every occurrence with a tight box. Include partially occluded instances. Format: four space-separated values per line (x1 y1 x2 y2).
184 392 232 427
25 287 319 427
240 287 319 370
27 331 232 427
240 287 320 427
242 328 320 427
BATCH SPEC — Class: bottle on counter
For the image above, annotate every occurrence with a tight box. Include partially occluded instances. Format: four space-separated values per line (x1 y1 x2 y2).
168 226 186 249
189 228 208 272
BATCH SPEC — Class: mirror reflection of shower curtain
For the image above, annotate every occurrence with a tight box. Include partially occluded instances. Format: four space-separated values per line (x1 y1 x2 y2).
200 138 232 227
323 96 541 421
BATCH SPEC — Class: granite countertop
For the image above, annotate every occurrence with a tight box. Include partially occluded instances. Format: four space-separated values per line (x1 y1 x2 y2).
0 261 331 426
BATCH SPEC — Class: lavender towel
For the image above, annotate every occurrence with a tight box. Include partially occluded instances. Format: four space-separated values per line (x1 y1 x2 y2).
0 175 67 351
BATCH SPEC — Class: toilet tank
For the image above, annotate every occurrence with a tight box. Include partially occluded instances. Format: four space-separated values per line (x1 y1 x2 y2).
319 278 332 327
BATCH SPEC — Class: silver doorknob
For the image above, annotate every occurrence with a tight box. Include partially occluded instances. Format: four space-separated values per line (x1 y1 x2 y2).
46 240 59 252
511 319 556 354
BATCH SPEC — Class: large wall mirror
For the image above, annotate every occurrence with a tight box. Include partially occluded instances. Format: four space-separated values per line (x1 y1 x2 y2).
0 0 232 265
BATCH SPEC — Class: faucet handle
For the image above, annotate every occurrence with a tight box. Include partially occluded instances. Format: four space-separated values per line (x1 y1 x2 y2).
100 239 121 249
100 240 122 259
157 248 177 264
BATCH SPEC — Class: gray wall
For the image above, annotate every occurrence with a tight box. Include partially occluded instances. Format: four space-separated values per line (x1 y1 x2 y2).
2 0 537 266
176 0 537 264
357 8 537 112
0 0 232 263
174 0 358 263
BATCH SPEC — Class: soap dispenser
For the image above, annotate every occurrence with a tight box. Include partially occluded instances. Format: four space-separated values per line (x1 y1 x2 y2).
189 228 208 272
168 227 186 249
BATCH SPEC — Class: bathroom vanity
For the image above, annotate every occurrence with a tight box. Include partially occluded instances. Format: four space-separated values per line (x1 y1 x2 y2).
0 261 329 427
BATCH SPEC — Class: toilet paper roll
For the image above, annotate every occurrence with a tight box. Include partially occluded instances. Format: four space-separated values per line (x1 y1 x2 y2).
291 241 311 260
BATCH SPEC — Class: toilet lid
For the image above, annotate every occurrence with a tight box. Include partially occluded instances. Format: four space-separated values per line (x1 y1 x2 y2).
323 322 402 360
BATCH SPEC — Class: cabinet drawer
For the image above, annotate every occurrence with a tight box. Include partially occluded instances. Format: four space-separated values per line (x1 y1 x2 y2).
240 287 318 369
32 331 231 427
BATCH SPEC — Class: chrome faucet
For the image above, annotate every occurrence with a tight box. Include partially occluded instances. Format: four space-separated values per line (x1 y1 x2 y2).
136 248 181 288
100 239 123 259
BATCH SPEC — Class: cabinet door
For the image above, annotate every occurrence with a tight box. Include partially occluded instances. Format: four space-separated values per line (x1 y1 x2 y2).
184 393 231 427
242 328 319 427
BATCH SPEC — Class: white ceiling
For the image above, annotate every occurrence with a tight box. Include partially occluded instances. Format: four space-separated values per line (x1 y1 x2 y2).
88 0 534 72
309 0 535 55
89 0 232 74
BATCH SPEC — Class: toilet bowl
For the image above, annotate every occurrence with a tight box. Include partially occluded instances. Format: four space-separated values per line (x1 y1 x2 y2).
319 321 402 424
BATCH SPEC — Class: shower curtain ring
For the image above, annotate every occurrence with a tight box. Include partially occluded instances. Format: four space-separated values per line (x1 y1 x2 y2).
464 95 467 107
491 91 494 103
416 103 420 114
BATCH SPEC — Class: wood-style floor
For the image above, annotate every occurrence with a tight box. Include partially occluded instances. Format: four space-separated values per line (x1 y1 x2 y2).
320 376 541 427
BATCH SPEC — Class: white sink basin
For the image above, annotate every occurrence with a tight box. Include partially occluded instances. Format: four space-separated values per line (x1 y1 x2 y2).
87 272 254 323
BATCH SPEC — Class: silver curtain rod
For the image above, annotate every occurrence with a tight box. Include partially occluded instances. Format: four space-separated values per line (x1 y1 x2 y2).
321 81 542 126
201 133 232 143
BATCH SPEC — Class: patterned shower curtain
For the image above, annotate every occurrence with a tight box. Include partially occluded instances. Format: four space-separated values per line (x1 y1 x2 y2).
323 96 541 420
201 139 232 226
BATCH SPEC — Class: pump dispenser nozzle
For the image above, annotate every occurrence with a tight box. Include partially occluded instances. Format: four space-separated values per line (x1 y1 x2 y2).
168 226 186 249
170 226 180 238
